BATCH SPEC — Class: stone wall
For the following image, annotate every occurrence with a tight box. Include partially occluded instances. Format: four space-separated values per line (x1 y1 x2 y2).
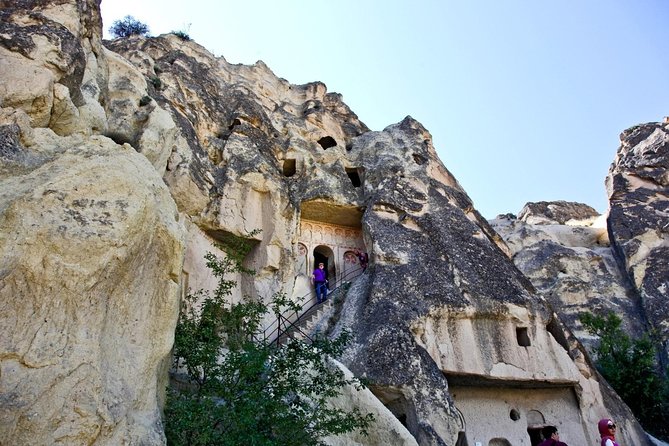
450 386 586 446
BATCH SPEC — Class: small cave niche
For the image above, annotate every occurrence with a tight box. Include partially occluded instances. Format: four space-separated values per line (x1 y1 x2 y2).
369 386 411 430
509 408 521 421
228 118 242 130
345 167 362 187
516 327 531 347
546 317 569 352
104 131 135 148
317 136 337 150
412 153 427 165
283 158 297 177
300 200 364 228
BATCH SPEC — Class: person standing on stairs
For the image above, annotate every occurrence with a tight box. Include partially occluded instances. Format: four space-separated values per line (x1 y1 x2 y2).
312 262 328 304
355 249 369 272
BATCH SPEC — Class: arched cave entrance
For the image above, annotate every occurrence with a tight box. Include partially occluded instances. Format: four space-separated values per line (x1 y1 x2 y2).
292 200 367 307
526 409 546 446
313 245 335 289
455 432 469 446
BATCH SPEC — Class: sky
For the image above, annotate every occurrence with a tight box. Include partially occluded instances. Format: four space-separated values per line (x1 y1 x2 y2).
101 1 669 219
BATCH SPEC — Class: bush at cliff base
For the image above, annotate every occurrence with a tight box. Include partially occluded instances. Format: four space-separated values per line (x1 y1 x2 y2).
165 243 373 446
582 312 669 441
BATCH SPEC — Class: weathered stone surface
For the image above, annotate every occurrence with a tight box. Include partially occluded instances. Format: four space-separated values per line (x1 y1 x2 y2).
0 7 86 127
606 119 669 357
0 136 185 445
324 360 419 446
105 34 375 303
0 2 188 445
517 200 600 225
491 212 646 351
327 125 649 445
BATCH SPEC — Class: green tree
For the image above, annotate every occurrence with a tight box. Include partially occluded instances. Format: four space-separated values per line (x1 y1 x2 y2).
581 312 669 440
109 15 150 38
165 236 373 445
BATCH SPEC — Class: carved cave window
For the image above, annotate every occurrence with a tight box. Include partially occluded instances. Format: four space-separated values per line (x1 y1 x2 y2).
317 136 337 150
413 153 427 165
283 159 297 177
345 167 361 187
546 317 569 352
516 327 531 347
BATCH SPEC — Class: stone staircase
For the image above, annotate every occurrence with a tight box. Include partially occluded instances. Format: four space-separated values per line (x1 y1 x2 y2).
277 281 353 344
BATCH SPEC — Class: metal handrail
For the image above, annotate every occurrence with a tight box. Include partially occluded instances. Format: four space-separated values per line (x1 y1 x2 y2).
261 267 365 345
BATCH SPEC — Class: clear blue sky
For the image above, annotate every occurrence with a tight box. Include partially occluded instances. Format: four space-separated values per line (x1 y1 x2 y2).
101 1 669 219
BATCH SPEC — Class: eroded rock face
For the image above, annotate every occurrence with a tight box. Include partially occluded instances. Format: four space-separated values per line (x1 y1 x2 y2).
517 200 600 225
490 121 669 444
490 211 646 351
0 1 657 446
0 1 187 444
330 133 648 444
105 34 382 306
606 120 669 357
0 135 185 445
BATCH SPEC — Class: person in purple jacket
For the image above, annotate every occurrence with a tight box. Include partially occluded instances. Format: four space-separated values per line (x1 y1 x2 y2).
598 419 619 446
311 262 328 304
538 426 568 446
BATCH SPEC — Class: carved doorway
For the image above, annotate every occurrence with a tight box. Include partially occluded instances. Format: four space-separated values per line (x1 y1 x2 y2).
527 409 546 446
313 245 335 289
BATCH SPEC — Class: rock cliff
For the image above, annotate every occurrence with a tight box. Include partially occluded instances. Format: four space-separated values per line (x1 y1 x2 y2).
492 120 669 363
607 121 669 359
1 2 185 444
0 1 660 445
491 204 644 351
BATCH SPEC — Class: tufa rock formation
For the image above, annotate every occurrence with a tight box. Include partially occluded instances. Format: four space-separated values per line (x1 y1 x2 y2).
517 200 600 225
490 205 644 351
0 1 662 445
492 121 669 365
607 120 669 360
1 2 185 444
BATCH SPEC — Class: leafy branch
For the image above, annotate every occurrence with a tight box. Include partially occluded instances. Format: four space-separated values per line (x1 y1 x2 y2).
165 232 374 445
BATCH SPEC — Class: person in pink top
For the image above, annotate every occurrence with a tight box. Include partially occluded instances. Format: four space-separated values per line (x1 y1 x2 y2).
354 249 368 272
598 419 619 446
